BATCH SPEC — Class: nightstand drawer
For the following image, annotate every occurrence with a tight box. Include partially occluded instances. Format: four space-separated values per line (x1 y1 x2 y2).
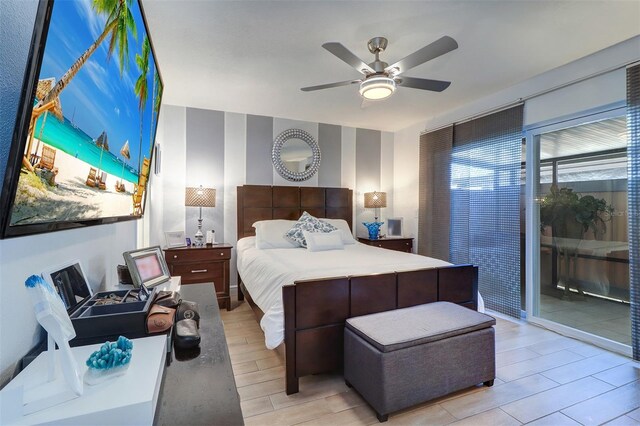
211 248 231 260
167 250 215 263
172 262 224 282
166 247 230 262
357 237 413 253
380 240 412 252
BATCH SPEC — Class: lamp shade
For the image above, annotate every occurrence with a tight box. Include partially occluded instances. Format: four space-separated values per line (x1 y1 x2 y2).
185 186 216 207
364 191 387 208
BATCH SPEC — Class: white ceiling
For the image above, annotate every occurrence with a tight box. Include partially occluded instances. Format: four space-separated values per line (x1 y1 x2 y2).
143 1 640 132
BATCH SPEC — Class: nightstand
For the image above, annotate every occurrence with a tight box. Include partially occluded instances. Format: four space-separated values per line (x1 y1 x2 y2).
358 237 414 253
164 244 233 310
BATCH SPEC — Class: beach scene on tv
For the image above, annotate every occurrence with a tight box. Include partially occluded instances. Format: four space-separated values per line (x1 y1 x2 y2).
10 0 163 227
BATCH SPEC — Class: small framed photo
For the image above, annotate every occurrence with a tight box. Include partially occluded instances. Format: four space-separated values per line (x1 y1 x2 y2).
164 230 186 248
186 237 192 247
42 260 93 312
387 218 403 237
123 245 171 289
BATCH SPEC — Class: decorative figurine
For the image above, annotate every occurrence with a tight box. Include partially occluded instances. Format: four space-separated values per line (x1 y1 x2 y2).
14 275 84 416
363 221 384 240
84 336 133 385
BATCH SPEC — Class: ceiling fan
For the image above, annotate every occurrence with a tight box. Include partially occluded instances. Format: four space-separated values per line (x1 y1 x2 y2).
301 36 458 101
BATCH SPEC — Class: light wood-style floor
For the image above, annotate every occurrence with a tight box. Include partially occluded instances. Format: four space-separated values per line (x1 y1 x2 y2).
220 297 640 426
540 294 631 345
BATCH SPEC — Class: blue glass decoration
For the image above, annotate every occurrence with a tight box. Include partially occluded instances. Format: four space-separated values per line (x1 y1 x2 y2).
86 336 133 370
363 222 384 240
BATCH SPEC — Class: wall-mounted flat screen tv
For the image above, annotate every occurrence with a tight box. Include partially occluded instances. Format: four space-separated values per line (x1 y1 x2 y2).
0 0 163 238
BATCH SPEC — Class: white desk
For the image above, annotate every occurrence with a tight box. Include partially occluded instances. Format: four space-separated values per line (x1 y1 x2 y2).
0 277 183 425
0 335 166 425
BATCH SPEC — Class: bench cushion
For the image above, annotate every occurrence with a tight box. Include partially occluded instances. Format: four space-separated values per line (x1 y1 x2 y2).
345 301 496 353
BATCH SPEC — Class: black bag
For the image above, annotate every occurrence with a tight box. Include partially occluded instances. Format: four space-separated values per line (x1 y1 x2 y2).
176 300 200 326
154 290 181 309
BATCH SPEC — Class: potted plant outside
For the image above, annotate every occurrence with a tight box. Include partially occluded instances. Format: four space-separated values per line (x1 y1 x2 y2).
540 185 613 239
539 184 613 297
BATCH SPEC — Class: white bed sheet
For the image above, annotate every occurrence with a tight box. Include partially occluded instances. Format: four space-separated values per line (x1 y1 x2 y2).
237 237 453 349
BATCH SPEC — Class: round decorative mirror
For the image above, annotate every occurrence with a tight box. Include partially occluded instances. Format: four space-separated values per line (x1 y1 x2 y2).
272 129 321 182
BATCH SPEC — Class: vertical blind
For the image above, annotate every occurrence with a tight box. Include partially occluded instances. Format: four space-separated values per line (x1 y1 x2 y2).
419 106 523 317
418 126 453 260
450 106 524 318
627 64 640 361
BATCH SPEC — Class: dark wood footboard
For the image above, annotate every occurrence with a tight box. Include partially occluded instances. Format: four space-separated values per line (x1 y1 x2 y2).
282 264 478 395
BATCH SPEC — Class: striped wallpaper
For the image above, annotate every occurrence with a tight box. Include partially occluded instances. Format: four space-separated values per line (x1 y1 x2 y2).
149 105 395 287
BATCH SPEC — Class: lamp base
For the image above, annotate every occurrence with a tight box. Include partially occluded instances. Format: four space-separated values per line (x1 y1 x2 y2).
194 216 204 247
193 230 204 247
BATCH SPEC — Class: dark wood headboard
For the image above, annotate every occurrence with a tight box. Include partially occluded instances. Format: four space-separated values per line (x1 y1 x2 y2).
236 185 353 239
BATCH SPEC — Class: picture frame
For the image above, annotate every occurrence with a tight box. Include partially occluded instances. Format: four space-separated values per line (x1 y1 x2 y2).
387 217 403 237
123 245 171 289
186 237 192 247
42 260 93 312
164 230 186 248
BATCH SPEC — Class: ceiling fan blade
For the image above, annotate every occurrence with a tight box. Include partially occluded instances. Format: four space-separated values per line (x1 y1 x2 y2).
396 76 451 92
322 42 375 75
301 79 360 92
385 36 458 75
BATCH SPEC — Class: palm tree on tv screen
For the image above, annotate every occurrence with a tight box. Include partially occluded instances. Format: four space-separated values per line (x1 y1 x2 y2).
134 35 150 174
154 72 162 114
37 0 138 109
149 70 162 156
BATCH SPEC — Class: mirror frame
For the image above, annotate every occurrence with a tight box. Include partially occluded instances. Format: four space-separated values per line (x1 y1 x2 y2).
272 128 321 182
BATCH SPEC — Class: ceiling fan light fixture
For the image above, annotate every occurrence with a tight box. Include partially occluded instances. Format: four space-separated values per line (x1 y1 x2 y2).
359 76 396 100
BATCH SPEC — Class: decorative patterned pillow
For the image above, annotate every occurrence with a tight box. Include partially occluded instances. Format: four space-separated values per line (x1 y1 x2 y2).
284 211 338 247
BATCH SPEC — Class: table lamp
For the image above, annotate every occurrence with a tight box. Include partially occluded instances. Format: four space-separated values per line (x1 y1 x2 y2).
185 186 216 247
363 191 387 240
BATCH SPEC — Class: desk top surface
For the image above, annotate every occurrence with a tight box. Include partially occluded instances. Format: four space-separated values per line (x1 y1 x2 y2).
155 283 243 425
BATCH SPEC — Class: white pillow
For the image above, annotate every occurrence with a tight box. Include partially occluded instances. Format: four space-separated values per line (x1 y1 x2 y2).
320 219 356 244
253 220 299 249
303 230 344 252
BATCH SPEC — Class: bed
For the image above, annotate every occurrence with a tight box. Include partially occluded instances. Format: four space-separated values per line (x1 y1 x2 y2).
236 185 478 394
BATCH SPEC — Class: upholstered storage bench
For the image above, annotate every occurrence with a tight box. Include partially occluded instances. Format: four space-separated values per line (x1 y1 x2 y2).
344 302 496 422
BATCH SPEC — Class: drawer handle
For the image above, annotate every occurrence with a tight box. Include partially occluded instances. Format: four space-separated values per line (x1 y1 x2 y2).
173 255 178 259
377 244 382 247
191 269 208 273
219 252 225 256
405 243 409 246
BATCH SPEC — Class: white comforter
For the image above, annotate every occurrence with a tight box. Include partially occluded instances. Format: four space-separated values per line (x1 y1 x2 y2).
237 237 452 349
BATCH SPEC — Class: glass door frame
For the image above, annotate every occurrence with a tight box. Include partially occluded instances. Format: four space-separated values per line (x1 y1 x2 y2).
524 103 632 357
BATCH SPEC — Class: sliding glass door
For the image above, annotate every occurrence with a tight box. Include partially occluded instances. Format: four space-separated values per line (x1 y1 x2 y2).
527 109 632 353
